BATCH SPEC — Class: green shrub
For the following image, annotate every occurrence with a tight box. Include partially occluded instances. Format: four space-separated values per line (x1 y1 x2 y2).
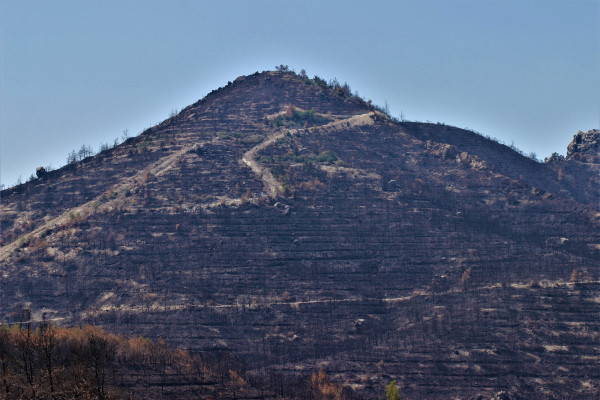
313 75 328 88
385 380 402 400
271 108 330 128
317 150 338 163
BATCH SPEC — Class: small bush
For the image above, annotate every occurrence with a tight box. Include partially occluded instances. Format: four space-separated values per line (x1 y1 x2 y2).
17 236 31 249
317 150 338 164
271 107 331 128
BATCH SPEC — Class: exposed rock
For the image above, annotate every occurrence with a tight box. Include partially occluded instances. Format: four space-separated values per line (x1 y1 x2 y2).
545 236 569 248
566 129 600 162
273 201 290 215
490 391 511 400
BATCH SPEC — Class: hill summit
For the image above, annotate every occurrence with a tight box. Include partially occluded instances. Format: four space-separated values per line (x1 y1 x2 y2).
1 70 599 399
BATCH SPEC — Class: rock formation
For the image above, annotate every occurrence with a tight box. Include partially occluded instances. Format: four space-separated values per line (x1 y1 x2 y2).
567 129 599 162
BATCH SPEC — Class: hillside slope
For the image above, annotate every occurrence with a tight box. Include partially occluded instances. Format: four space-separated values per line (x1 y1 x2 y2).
1 71 599 399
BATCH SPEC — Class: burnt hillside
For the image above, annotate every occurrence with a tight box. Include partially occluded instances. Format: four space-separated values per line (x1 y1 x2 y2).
1 70 599 399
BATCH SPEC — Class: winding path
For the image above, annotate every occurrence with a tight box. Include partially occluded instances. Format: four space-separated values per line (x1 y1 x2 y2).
241 111 376 197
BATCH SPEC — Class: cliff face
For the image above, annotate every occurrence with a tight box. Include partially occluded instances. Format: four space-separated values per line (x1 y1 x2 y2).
1 71 599 399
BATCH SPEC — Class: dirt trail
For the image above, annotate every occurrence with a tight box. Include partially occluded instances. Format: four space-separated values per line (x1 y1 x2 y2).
0 145 197 261
92 292 410 315
88 278 600 316
1 112 376 260
241 132 286 197
242 112 375 197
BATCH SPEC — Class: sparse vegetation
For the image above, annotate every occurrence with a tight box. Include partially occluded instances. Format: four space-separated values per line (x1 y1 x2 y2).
1 70 597 400
275 64 290 72
545 152 565 163
385 380 402 400
258 149 340 166
217 131 245 140
311 369 347 400
317 150 338 163
271 106 331 128
0 321 315 400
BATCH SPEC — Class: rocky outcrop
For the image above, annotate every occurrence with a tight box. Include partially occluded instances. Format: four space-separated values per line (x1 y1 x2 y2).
566 129 599 162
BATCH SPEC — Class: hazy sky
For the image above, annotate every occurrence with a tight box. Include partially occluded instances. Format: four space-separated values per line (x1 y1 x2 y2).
1 0 599 187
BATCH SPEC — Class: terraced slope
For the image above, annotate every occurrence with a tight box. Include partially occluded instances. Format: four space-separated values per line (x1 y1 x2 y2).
1 71 598 399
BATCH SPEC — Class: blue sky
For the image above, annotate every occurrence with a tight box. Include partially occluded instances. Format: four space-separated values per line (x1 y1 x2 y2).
1 0 599 187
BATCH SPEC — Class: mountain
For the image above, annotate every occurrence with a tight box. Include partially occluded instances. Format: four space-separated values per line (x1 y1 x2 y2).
1 70 599 399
